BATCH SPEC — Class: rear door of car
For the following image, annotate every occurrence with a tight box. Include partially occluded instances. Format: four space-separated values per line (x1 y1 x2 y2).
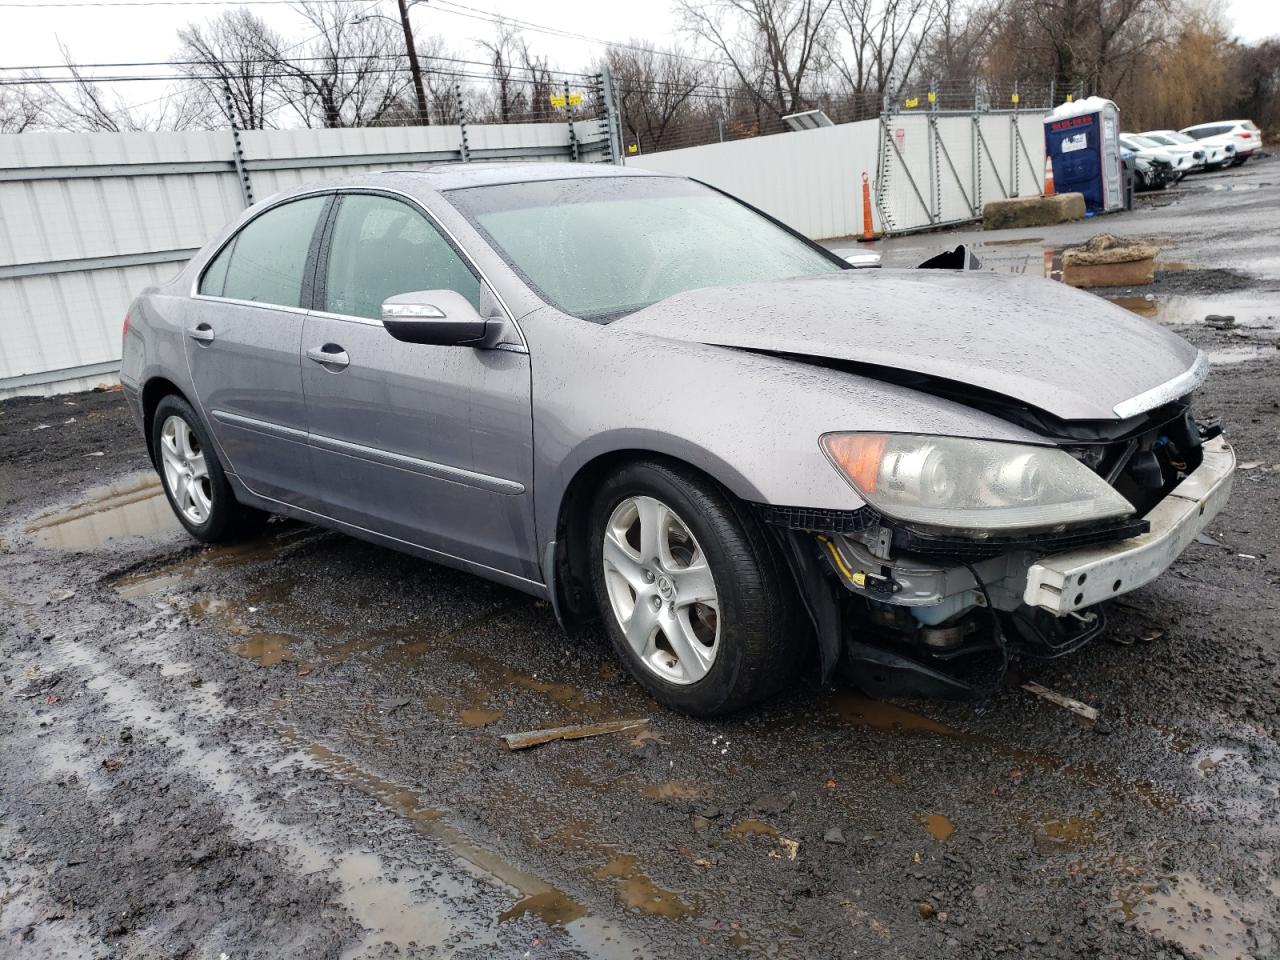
186 193 330 508
299 190 538 582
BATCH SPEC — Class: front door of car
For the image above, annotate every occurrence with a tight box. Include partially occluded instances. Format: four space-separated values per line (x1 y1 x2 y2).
185 194 329 509
300 192 537 581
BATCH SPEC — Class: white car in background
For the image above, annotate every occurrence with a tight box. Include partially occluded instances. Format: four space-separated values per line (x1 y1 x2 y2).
1180 120 1263 164
1139 130 1232 171
1120 134 1190 184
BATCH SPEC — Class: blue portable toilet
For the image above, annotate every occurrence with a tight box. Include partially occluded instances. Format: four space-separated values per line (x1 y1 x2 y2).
1044 97 1124 213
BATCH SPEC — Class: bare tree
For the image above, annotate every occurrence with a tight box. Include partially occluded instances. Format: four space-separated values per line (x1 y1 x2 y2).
607 41 705 152
913 0 999 86
0 79 50 133
175 9 283 129
677 0 836 116
832 0 941 94
264 0 410 128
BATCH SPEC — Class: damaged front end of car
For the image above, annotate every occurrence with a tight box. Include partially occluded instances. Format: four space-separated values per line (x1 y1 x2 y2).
759 394 1234 699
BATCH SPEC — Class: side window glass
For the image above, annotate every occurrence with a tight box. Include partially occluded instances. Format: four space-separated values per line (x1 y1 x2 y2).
324 194 481 320
221 196 327 308
199 239 234 296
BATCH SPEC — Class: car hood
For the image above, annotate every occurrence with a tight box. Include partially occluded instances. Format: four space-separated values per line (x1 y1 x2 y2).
613 270 1202 421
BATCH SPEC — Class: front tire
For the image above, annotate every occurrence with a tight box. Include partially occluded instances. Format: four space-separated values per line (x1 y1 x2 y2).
152 394 267 543
588 459 800 716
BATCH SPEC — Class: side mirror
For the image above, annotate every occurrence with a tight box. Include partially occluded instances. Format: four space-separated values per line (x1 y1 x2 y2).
381 290 492 346
832 249 882 269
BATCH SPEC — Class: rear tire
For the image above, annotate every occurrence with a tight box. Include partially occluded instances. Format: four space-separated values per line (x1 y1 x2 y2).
588 459 801 716
152 394 267 543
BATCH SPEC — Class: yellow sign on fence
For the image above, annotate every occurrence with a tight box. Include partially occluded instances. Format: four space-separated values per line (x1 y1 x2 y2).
904 96 919 109
549 93 584 108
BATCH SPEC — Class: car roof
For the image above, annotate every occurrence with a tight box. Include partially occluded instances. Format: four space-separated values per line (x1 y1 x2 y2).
251 162 671 215
372 161 659 191
1182 120 1248 130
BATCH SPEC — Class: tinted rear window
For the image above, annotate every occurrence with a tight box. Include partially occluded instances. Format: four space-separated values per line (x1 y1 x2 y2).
218 196 327 308
1186 125 1232 139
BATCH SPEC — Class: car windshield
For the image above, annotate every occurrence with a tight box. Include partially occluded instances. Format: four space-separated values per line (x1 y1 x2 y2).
1144 134 1176 145
1127 135 1160 148
447 176 843 321
1164 132 1195 144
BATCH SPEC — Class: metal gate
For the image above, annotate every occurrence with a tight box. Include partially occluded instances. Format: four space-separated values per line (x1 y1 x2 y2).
874 105 1047 235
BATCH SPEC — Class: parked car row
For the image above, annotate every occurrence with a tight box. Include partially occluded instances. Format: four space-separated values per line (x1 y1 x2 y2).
1120 119 1264 191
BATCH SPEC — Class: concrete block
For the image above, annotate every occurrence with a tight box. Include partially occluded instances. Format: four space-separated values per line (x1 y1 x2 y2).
982 193 1086 230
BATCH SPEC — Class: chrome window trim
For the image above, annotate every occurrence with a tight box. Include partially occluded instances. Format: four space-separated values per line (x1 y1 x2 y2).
189 184 527 351
1112 350 1209 419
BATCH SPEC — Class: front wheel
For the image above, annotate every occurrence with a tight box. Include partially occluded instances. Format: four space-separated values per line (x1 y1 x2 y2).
152 394 267 543
588 459 800 716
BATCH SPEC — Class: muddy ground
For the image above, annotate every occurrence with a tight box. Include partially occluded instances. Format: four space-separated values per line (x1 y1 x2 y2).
3 156 1279 960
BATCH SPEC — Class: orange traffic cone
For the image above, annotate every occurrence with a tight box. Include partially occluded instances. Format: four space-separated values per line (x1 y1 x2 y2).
860 172 875 240
1043 154 1056 196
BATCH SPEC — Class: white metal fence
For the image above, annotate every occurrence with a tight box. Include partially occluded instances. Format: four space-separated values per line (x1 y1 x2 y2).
629 108 1047 239
0 118 614 398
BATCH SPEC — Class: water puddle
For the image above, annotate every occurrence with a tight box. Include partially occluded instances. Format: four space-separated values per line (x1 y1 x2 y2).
459 706 504 727
921 813 955 842
1121 873 1273 959
596 853 695 918
549 821 699 920
1035 811 1100 852
834 694 964 736
281 730 644 956
1206 345 1275 365
189 595 307 669
35 639 527 959
1206 181 1266 191
25 473 180 550
1109 293 1279 327
729 818 778 838
111 524 318 600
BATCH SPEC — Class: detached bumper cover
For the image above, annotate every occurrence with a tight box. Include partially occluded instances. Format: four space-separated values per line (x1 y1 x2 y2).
1023 435 1235 615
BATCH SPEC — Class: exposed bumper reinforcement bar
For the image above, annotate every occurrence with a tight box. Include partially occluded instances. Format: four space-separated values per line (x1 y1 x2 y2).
1023 435 1235 615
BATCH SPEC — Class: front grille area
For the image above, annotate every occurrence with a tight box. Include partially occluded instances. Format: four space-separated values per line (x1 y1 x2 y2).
1069 408 1207 517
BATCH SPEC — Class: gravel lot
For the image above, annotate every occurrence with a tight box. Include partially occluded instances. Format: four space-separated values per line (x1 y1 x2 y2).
2 155 1278 960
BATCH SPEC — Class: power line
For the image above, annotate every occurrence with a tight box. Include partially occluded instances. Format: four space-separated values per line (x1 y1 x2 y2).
0 0 733 70
428 0 728 67
0 53 595 80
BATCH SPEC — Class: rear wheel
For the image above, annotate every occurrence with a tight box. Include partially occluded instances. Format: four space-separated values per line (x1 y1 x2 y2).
152 394 267 543
588 459 800 716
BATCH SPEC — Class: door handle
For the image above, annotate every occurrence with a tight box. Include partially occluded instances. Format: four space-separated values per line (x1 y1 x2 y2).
307 344 350 369
189 322 215 344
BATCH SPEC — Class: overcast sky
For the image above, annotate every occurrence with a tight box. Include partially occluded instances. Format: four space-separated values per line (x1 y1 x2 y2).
3 0 1278 120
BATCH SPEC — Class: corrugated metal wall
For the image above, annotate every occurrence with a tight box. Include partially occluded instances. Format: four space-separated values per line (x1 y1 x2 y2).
629 111 1047 239
627 120 882 241
0 120 610 398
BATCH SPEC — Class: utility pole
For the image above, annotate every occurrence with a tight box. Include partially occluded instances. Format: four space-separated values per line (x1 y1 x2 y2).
397 0 430 126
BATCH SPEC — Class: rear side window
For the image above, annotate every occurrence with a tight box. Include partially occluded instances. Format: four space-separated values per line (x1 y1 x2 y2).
323 193 480 320
199 241 234 296
1187 125 1231 139
215 196 327 307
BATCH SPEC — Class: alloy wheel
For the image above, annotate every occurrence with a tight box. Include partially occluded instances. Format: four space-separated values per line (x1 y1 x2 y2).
601 495 720 685
159 414 212 525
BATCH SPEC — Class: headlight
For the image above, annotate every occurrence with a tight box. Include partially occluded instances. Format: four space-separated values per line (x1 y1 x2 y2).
820 433 1134 533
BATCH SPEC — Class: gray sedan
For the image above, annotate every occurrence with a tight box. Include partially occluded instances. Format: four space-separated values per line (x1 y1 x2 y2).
121 163 1233 716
